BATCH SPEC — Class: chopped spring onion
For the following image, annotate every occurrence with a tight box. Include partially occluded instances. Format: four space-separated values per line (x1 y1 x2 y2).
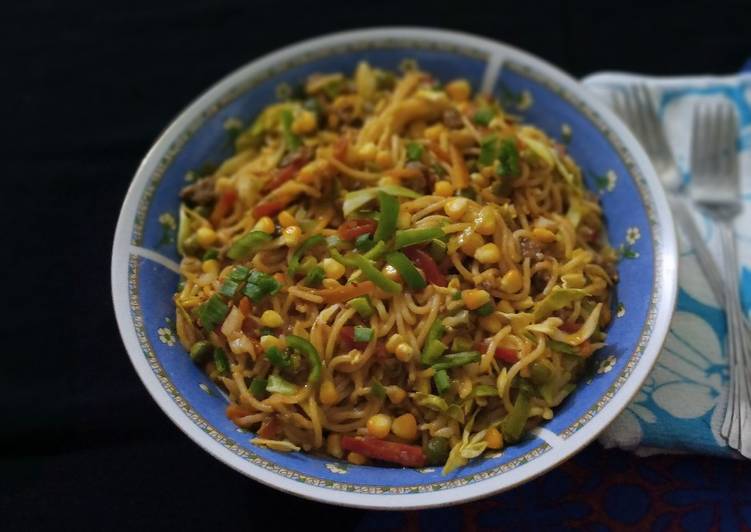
229 265 250 282
202 248 219 261
197 294 229 331
189 341 212 363
243 270 281 302
265 346 294 370
213 347 230 374
421 339 448 366
473 384 499 397
478 135 499 166
498 138 520 178
218 278 241 298
354 325 374 342
248 377 268 399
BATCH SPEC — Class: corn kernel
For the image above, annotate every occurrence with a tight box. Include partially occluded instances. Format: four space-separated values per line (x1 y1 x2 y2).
326 433 343 458
291 110 317 135
260 335 282 351
470 171 489 188
445 197 469 221
196 226 217 248
561 273 586 288
278 210 296 228
386 334 405 353
462 289 490 310
322 257 345 280
532 227 557 243
501 270 522 293
475 207 496 235
382 264 401 282
320 380 339 406
254 216 275 234
484 427 503 449
375 149 393 168
397 210 412 229
514 296 534 310
282 225 302 246
424 123 445 142
386 386 407 404
260 310 283 328
460 233 485 255
202 259 220 274
357 141 378 161
395 342 414 362
445 79 471 102
367 414 393 439
347 452 367 465
434 180 454 197
498 300 514 313
458 376 473 399
474 243 501 264
479 314 503 334
391 413 418 441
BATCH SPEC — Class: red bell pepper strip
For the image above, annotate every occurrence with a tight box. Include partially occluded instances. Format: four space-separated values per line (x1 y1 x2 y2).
263 154 309 192
341 436 426 467
338 218 377 240
403 247 447 287
210 189 237 226
252 200 286 218
477 340 519 364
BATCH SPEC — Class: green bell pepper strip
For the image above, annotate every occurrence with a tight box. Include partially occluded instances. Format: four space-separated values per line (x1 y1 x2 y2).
370 379 386 399
266 374 299 395
475 301 495 317
350 254 402 294
189 341 213 363
473 384 499 397
548 339 578 355
433 369 451 395
420 318 446 364
500 385 531 443
347 296 374 318
285 335 322 384
248 377 268 399
385 251 427 291
406 142 424 162
328 248 358 268
394 227 445 249
227 230 272 260
374 192 399 242
421 339 448 365
288 235 326 277
431 351 481 371
265 346 293 370
303 266 325 287
362 240 387 260
473 108 494 126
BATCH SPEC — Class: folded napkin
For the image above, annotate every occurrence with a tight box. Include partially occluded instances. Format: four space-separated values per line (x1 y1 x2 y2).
582 72 751 456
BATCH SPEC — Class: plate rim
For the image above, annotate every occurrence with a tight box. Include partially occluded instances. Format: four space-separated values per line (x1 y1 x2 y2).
111 26 678 509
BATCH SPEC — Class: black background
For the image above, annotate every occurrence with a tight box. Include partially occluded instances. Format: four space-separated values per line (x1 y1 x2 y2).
4 1 751 530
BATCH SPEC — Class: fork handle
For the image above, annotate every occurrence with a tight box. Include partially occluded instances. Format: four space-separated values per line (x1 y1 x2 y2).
670 196 726 301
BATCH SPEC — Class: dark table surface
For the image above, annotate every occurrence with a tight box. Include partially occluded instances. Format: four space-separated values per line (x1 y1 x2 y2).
4 1 751 530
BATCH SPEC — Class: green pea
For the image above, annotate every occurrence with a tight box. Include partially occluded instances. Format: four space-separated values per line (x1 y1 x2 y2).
425 437 451 466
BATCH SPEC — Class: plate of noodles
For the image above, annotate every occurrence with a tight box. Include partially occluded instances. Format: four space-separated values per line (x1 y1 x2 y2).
112 28 677 508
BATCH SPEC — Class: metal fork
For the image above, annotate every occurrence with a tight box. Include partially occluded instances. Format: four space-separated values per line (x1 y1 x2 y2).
691 100 751 458
610 84 727 304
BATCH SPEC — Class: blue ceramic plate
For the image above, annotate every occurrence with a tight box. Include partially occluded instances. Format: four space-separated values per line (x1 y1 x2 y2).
112 28 677 509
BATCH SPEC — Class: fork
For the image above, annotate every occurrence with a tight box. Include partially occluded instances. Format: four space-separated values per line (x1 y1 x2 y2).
610 84 727 304
691 100 751 458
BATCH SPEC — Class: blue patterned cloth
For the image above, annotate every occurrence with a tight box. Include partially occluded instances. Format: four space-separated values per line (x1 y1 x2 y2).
582 72 751 455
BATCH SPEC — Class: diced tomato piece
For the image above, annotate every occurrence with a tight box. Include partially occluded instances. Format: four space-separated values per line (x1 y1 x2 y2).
263 153 309 192
257 416 281 439
226 403 253 425
341 436 426 467
340 326 368 351
338 218 377 240
477 340 519 364
238 296 252 316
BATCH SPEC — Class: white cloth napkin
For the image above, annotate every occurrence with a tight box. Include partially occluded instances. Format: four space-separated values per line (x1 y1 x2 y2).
583 72 751 455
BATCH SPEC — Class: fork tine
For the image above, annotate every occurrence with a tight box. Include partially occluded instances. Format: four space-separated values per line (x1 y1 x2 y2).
691 103 707 175
634 84 662 152
623 86 649 152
